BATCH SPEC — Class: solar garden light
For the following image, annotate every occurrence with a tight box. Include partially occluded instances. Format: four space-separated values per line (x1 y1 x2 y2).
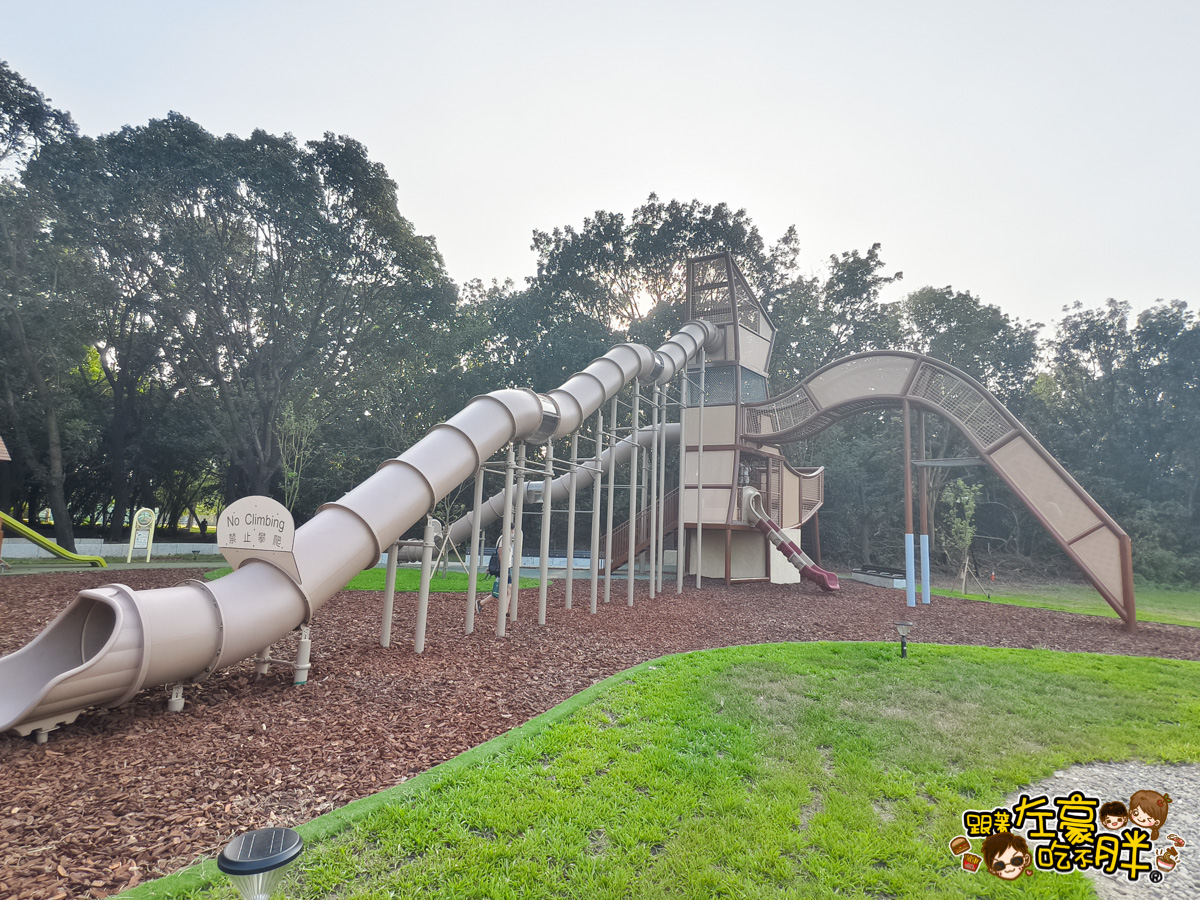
218 827 303 900
894 621 914 658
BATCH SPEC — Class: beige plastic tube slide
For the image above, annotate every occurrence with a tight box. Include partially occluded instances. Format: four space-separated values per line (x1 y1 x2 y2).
0 321 720 738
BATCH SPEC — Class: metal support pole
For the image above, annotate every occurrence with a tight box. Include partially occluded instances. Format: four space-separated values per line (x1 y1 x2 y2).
903 400 916 608
627 382 641 607
918 411 931 605
166 682 185 713
656 385 668 595
604 397 617 604
565 433 579 610
677 373 686 594
696 348 706 589
465 465 484 634
538 443 553 625
647 385 659 599
415 516 435 653
589 408 603 613
293 624 311 685
497 444 516 636
511 442 527 622
381 540 399 647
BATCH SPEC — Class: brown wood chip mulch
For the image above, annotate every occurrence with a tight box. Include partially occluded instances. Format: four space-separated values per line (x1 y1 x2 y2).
1 569 1196 899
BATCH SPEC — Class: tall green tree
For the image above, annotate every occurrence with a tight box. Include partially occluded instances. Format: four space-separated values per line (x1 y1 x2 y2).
0 60 84 548
41 114 457 499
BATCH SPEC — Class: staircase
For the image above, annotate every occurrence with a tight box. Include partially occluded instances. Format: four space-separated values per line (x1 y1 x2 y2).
606 489 679 572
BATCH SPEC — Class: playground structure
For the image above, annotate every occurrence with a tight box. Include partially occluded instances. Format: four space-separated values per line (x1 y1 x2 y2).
0 254 1136 740
0 510 108 569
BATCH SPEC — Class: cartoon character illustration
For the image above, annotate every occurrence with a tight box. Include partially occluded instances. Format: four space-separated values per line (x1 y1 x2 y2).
1129 790 1172 841
981 831 1031 881
1155 846 1179 873
1099 800 1128 830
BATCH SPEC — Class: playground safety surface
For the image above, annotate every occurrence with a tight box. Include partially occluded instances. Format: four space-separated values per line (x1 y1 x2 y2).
1 570 1196 899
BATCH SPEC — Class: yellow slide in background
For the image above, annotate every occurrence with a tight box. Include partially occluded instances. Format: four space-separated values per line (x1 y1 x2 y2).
0 510 107 568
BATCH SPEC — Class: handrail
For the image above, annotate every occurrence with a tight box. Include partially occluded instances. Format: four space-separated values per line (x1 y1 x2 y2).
607 488 679 572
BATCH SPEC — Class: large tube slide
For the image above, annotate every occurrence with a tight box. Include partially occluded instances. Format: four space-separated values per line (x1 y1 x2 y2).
743 488 839 592
0 323 722 737
0 511 107 568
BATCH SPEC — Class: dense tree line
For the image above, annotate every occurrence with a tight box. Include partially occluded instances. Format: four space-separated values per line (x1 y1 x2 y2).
1 62 1195 583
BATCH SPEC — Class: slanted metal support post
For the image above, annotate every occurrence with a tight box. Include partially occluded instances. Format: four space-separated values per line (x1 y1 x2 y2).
415 516 435 652
497 444 516 636
381 540 399 647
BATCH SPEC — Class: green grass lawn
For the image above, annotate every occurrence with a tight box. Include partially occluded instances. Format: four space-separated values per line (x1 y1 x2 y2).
126 642 1200 899
204 566 539 591
932 582 1200 628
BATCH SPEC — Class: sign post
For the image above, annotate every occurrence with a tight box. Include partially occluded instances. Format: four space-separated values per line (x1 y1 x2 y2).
126 508 158 563
217 496 301 584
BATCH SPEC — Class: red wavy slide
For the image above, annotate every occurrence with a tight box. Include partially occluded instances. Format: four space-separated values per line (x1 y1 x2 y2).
743 489 839 591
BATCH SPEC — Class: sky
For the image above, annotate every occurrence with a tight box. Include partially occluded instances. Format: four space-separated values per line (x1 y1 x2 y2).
4 0 1198 330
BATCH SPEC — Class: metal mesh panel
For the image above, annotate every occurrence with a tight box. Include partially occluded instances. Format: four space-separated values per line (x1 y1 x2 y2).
690 258 728 289
909 363 1010 446
733 277 761 331
687 366 738 405
691 285 734 323
770 458 783 522
741 370 768 403
743 389 817 435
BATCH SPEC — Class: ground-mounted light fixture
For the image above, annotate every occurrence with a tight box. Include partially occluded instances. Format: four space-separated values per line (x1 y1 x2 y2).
218 827 303 900
894 621 914 658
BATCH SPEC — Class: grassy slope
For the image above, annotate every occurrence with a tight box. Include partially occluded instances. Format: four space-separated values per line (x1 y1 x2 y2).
127 642 1200 899
933 582 1200 627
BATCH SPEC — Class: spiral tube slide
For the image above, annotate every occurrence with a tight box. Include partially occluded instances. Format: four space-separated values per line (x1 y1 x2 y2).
743 488 839 592
0 322 721 737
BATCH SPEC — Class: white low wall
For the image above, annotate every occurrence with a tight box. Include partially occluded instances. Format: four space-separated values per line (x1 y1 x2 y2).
1 537 220 560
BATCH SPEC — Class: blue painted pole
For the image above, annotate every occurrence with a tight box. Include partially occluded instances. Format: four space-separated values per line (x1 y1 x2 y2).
920 533 930 604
